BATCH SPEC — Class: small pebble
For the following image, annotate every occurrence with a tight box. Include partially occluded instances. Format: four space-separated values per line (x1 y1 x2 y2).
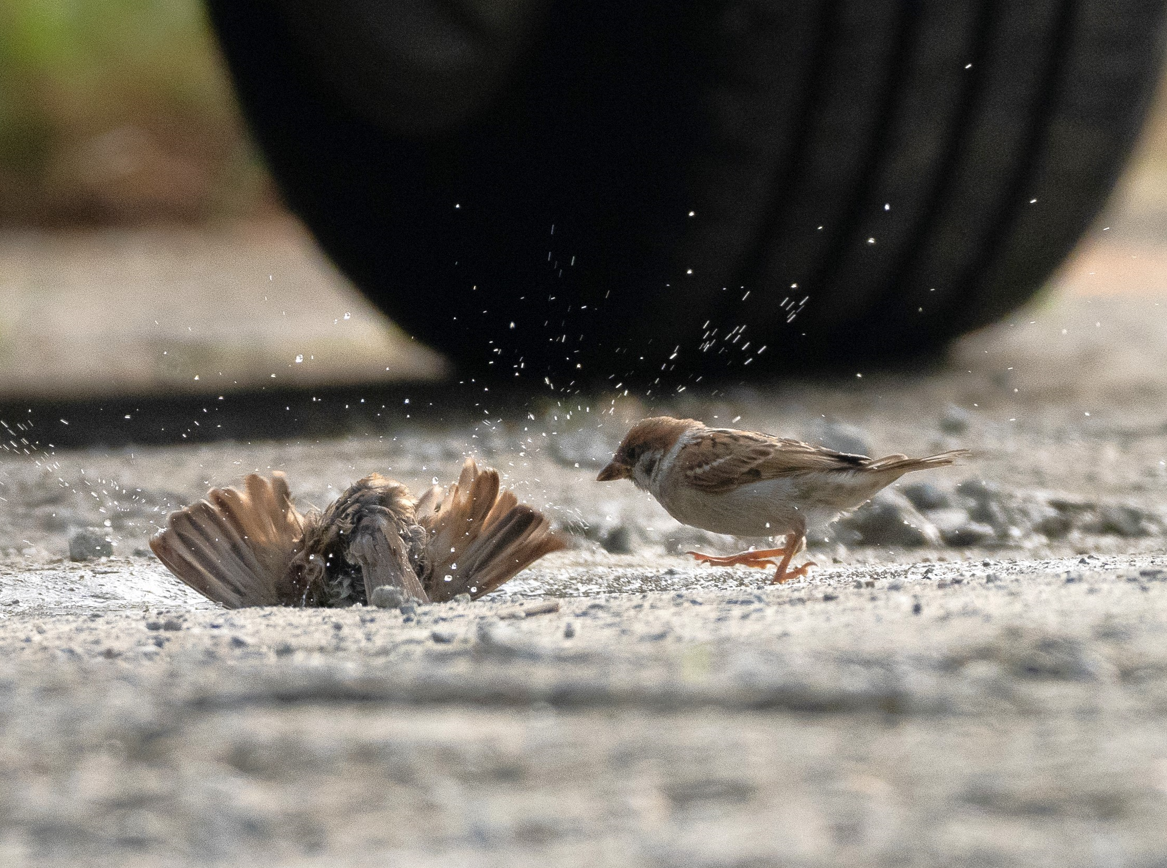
940 404 970 434
1090 504 1150 538
475 620 534 657
1035 512 1073 539
230 636 249 649
816 421 872 456
68 528 112 562
369 586 406 609
564 622 576 639
956 479 998 503
431 630 456 644
902 481 950 511
834 491 938 547
941 522 996 547
602 524 635 554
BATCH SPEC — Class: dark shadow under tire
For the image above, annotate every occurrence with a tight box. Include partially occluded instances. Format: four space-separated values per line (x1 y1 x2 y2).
206 0 1167 381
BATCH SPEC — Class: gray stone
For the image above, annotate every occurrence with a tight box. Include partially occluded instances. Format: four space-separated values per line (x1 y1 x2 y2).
369 586 406 609
941 522 997 547
902 481 952 511
601 524 635 554
926 508 972 537
833 491 940 547
940 404 971 434
431 630 456 644
1034 511 1073 540
968 498 1010 533
1088 504 1152 538
69 527 112 561
956 478 999 504
475 620 538 658
816 421 872 457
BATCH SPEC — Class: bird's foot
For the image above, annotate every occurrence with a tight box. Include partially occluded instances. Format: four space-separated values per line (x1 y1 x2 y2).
771 560 816 584
686 546 789 570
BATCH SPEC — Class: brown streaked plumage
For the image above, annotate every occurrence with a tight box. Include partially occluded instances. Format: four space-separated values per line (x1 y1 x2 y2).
149 458 566 608
598 416 968 583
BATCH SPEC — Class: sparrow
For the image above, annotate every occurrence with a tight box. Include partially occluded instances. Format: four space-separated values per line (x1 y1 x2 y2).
150 457 566 608
597 416 968 583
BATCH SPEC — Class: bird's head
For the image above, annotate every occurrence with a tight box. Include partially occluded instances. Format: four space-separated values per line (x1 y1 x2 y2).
597 416 701 491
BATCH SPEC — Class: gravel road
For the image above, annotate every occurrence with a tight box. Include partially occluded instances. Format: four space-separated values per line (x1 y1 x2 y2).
3 219 1167 865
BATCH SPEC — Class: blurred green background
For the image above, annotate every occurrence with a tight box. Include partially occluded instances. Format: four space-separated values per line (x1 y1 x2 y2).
3 0 1167 228
0 0 276 225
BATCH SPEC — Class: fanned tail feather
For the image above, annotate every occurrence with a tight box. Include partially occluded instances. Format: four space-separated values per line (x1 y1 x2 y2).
866 449 970 474
149 472 304 608
420 457 566 601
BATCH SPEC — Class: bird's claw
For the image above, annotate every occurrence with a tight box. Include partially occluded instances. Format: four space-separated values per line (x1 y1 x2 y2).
771 560 817 584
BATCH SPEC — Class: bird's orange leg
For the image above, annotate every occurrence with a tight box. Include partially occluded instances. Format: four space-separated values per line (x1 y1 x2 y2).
685 545 790 570
769 531 815 584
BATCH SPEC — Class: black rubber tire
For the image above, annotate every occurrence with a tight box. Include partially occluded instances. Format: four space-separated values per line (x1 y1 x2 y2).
205 0 1167 381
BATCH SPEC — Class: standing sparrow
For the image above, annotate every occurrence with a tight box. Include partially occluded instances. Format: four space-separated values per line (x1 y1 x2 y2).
150 457 565 608
597 416 967 583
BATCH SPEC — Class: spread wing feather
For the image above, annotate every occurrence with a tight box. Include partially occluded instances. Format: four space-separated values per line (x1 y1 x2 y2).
419 457 566 601
149 472 304 608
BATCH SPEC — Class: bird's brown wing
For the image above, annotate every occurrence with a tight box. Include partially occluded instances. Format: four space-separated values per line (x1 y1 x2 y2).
418 457 566 601
149 472 304 608
678 429 869 494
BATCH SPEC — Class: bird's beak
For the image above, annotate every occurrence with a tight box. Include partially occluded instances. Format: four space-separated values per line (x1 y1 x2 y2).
596 460 631 482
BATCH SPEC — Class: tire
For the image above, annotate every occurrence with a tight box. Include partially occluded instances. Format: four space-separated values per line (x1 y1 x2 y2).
205 0 1167 380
